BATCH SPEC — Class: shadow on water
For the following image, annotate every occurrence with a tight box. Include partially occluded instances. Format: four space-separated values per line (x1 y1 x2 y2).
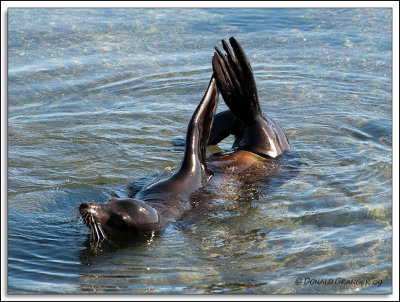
79 232 159 264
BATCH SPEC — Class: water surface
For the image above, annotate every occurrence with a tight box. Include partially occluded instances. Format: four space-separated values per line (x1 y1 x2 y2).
8 8 392 294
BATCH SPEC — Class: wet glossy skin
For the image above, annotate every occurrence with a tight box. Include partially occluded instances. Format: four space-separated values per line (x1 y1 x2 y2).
207 150 265 175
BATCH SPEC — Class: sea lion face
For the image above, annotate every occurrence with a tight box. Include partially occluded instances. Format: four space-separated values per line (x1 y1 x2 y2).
79 198 161 240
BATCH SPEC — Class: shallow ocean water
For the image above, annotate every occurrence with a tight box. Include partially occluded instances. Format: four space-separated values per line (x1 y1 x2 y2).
7 8 392 294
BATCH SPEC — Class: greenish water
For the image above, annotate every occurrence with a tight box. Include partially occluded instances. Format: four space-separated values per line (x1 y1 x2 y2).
7 8 392 294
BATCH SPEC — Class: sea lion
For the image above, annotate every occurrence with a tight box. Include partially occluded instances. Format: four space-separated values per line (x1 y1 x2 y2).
79 37 290 241
80 77 219 240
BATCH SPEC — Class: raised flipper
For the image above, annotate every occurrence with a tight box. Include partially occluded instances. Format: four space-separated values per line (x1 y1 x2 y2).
181 76 219 184
140 76 219 202
212 37 290 158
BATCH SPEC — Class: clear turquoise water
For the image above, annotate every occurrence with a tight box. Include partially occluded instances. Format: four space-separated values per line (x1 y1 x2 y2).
8 8 392 294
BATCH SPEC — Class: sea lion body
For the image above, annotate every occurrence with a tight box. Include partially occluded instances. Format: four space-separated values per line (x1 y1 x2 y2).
79 38 290 241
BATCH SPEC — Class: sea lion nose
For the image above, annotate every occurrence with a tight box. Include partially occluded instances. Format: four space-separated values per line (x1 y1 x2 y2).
79 201 99 216
79 202 89 211
79 202 92 214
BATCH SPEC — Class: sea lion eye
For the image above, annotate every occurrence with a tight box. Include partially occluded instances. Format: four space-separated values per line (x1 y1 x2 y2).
110 213 126 227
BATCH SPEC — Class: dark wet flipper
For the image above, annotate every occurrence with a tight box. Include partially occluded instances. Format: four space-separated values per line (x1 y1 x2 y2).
180 77 219 183
222 39 235 62
229 37 255 81
222 39 243 82
212 38 261 125
208 110 243 146
212 54 233 100
213 52 234 98
214 46 242 95
212 37 290 158
212 53 243 118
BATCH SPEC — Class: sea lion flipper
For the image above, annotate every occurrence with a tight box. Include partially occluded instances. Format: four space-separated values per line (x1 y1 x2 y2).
212 37 261 125
212 37 290 158
180 77 219 183
208 110 243 146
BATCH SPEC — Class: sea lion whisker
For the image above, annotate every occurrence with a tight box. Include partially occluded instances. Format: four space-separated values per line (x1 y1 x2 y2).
97 224 107 240
94 222 101 241
90 214 100 241
94 225 100 241
90 216 107 241
86 213 91 228
85 213 90 226
68 210 79 224
82 212 89 228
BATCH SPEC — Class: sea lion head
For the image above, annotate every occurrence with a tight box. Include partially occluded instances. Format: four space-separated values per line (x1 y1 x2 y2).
79 198 161 240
